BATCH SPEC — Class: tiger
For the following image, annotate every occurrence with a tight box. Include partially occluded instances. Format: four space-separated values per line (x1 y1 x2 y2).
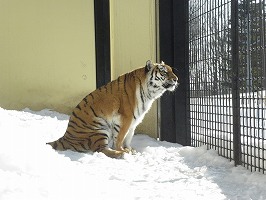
47 60 178 158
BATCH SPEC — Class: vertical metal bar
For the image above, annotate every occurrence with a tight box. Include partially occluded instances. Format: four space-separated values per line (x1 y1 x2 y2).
253 0 258 172
94 0 111 88
155 0 161 140
159 0 176 143
240 0 248 169
262 0 266 174
231 0 242 166
227 0 234 160
198 0 201 147
173 0 190 146
185 0 191 146
159 0 190 145
262 0 266 89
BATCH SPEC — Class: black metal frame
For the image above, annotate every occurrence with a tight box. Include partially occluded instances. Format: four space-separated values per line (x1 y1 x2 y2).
185 0 266 173
231 0 242 166
94 0 111 88
159 0 190 146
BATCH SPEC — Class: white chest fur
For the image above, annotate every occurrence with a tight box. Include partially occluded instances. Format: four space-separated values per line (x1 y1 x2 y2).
122 84 163 148
132 83 164 128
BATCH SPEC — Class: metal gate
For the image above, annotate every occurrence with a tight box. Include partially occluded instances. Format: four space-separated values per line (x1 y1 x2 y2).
188 0 266 173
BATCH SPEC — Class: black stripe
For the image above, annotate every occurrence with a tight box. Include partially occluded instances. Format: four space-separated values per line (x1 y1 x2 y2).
58 138 66 150
53 141 58 149
64 137 78 146
82 123 106 131
114 126 119 133
90 111 111 130
124 74 128 95
66 131 78 138
65 141 80 152
124 74 133 110
68 121 101 131
64 138 85 152
136 77 146 111
65 133 86 142
87 138 92 148
136 77 145 103
123 74 136 119
104 85 108 93
72 112 87 125
90 106 99 118
79 142 87 151
83 96 89 104
93 120 104 127
150 68 155 80
117 76 121 90
155 71 160 80
89 93 94 100
115 124 120 129
69 120 85 130
89 133 108 138
68 124 77 130
141 90 146 111
76 104 81 110
94 144 108 152
136 104 140 116
65 135 78 142
93 137 107 145
74 130 92 134
140 84 145 107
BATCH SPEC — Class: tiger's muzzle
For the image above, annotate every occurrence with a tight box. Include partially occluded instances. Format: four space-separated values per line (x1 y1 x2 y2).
163 78 179 91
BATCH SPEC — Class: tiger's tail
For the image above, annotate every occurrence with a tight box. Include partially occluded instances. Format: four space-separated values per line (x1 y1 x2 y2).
47 138 124 158
46 137 69 151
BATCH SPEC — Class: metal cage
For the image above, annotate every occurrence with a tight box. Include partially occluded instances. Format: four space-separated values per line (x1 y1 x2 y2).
187 0 266 173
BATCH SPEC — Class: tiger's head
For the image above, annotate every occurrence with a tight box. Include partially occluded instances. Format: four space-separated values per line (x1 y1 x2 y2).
145 60 179 93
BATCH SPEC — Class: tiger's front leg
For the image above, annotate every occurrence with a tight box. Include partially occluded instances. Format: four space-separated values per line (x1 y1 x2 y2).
123 128 137 154
115 117 132 152
114 127 137 155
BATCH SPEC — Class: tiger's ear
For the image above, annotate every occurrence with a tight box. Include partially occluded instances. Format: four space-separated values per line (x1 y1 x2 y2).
145 60 153 73
161 61 165 65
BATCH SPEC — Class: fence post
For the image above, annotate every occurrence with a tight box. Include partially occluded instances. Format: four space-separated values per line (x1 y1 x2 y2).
94 0 111 88
173 0 190 146
159 0 190 145
231 0 242 166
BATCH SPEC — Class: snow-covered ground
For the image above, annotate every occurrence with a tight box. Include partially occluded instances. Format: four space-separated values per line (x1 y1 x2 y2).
0 107 266 200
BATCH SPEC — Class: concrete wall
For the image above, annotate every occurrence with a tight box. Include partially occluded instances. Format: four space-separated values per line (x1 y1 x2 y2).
0 0 96 113
110 0 158 138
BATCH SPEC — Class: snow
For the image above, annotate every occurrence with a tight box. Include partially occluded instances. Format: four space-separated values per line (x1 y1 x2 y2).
0 107 266 200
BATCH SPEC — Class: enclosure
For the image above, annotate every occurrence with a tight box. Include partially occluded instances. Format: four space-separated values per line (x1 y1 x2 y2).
160 0 266 173
0 0 265 174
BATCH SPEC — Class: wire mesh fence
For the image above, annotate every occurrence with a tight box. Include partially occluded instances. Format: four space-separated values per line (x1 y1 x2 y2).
187 0 266 173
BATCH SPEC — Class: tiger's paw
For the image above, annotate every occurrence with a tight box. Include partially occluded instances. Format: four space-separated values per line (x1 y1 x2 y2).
124 147 137 155
131 148 137 155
